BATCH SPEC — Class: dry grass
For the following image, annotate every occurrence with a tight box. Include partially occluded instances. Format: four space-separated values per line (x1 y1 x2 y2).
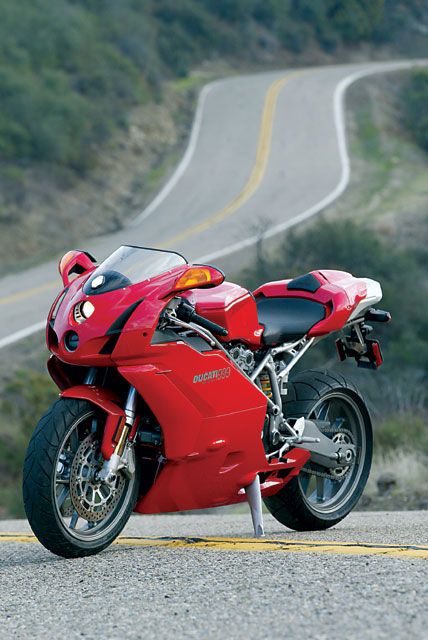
366 450 428 497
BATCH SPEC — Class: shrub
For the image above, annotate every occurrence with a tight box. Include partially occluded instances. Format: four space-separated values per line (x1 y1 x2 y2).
0 0 425 175
375 414 428 452
401 70 428 153
240 217 428 377
0 369 58 516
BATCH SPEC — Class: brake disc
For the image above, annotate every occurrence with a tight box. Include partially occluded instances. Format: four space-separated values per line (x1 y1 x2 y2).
70 433 125 522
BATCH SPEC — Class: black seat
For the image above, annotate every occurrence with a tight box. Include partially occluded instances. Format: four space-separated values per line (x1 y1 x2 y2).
256 296 325 345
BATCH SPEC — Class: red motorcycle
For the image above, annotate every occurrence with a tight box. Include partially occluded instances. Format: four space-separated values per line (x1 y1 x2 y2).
23 245 390 557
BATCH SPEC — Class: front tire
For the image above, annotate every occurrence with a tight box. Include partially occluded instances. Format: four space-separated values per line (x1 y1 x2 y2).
264 369 372 531
23 398 140 558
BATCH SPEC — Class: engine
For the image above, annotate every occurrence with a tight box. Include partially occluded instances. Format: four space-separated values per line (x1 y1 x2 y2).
228 343 255 375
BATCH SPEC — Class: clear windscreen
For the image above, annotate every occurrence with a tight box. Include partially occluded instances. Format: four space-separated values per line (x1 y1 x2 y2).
82 245 187 295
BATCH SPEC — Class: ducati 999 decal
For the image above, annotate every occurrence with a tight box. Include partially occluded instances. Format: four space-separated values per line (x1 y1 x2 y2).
193 367 231 383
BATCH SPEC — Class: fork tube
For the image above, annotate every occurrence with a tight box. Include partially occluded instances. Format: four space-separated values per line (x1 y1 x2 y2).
84 368 97 384
114 386 137 457
124 386 138 425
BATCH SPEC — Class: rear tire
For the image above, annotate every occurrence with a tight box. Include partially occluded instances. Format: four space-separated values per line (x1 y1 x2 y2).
264 369 372 531
23 398 140 558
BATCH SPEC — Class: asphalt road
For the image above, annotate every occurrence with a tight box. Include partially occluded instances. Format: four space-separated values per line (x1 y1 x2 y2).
1 512 427 639
0 59 426 349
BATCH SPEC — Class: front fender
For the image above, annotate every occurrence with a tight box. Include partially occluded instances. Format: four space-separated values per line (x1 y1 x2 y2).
61 385 125 460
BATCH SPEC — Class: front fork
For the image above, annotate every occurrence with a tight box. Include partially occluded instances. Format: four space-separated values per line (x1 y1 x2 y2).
98 385 138 484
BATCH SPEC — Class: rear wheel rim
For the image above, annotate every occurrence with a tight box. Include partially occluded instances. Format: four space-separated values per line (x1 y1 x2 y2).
54 411 136 542
298 392 367 515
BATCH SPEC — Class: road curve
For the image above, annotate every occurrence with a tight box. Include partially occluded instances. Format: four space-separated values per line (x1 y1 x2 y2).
0 60 426 349
0 512 427 639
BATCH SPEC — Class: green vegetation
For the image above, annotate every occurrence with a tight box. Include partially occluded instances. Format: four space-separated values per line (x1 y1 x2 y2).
238 67 428 506
1 1 428 516
242 217 428 375
375 414 428 453
401 69 428 154
2 217 427 516
240 217 428 509
0 370 57 517
1 1 428 273
0 0 427 176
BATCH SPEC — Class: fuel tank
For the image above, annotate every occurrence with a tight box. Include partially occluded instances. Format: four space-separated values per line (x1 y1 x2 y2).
185 282 263 346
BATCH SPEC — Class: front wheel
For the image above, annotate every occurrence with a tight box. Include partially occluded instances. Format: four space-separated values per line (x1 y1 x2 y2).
264 369 372 531
23 398 140 558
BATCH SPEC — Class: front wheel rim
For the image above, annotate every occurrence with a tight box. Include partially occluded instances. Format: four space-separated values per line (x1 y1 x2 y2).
298 392 368 515
53 411 136 542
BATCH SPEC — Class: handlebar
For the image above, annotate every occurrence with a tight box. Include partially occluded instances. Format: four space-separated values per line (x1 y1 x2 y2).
191 312 229 337
175 299 229 337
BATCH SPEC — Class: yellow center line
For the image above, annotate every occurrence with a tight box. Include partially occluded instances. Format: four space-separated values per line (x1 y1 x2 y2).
158 72 302 250
0 281 58 306
0 72 299 308
1 533 427 559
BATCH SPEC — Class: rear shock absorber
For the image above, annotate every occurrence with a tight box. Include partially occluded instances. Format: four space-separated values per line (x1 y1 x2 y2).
259 371 272 398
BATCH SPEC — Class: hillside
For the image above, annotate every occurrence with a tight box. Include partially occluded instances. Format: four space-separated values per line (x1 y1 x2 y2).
236 69 428 511
1 68 428 516
1 0 428 272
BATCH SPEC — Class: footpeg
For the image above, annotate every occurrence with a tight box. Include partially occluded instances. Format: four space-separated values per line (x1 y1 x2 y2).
245 475 265 538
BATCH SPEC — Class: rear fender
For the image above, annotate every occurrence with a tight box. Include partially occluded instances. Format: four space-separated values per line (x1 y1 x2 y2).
61 385 125 460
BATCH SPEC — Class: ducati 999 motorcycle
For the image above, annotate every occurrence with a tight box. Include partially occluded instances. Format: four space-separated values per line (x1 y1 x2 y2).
23 245 390 557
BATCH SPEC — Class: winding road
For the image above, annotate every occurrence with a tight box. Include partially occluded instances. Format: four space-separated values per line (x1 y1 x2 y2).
0 59 425 349
1 60 427 639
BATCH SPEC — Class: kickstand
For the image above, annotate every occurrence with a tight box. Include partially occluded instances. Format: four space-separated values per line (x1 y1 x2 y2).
245 475 265 538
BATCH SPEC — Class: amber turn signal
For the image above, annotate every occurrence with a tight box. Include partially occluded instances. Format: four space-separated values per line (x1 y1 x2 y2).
173 266 224 292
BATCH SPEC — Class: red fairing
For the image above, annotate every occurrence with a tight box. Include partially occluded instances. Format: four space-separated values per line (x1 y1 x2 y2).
43 246 377 516
254 269 367 336
46 263 193 366
49 268 308 509
61 384 125 460
120 346 267 512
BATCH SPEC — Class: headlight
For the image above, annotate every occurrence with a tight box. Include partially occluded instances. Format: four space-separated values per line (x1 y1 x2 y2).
74 301 95 323
81 301 95 318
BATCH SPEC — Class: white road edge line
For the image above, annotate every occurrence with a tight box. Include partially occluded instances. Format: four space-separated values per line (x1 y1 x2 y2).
129 81 217 227
0 320 46 350
0 83 219 351
196 60 426 263
1 61 426 350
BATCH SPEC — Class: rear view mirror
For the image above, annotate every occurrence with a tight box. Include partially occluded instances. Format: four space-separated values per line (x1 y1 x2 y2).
58 250 97 287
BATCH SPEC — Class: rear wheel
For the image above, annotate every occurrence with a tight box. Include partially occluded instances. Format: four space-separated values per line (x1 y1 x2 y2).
23 398 140 558
264 369 372 531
